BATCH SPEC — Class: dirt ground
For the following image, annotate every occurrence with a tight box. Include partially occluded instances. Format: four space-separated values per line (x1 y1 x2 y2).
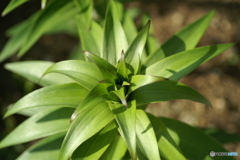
0 0 240 159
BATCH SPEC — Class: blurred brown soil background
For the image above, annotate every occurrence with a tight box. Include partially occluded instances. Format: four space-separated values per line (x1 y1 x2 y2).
0 0 240 159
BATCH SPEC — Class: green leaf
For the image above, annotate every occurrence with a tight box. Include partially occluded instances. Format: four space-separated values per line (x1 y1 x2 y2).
122 10 138 44
41 0 47 9
73 0 93 27
147 113 186 160
128 75 167 94
135 110 161 160
0 12 40 62
17 133 65 160
129 80 211 106
68 44 85 60
160 117 235 160
116 51 128 81
200 128 240 144
72 122 118 160
0 107 73 148
75 16 101 56
145 43 234 81
100 135 127 160
42 60 103 90
18 0 78 56
110 87 128 108
71 83 114 121
125 21 150 75
5 61 73 86
108 100 137 160
102 0 128 65
4 83 88 118
2 0 29 16
90 21 104 55
84 51 117 79
59 101 114 160
144 10 215 66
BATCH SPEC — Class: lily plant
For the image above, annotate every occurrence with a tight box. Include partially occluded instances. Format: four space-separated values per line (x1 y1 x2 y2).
0 0 234 160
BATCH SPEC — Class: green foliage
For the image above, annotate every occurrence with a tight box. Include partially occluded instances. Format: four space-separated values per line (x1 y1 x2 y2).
0 0 237 160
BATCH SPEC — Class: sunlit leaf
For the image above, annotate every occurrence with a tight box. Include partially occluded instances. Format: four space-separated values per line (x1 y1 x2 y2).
102 0 128 65
5 61 73 86
136 110 161 160
122 10 138 44
0 107 73 148
75 15 100 56
73 0 93 27
72 122 118 160
42 60 103 90
128 75 167 94
4 83 88 118
116 51 128 81
59 102 114 160
84 51 117 79
100 135 127 160
130 80 211 106
145 43 234 81
110 87 128 108
71 83 113 121
41 0 47 9
125 21 150 75
17 133 65 160
148 113 186 160
108 100 136 160
144 10 215 66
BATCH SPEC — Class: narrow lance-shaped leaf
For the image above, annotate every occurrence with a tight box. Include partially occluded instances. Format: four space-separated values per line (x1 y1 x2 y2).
0 107 73 148
144 10 215 66
110 87 128 108
141 14 160 56
128 75 168 95
42 60 103 90
125 21 150 75
102 0 128 65
72 122 118 160
108 100 137 160
84 51 117 79
4 83 89 118
147 113 186 160
100 135 127 160
59 101 114 160
73 0 93 27
5 61 73 86
41 0 47 9
160 117 235 160
116 51 128 82
75 15 101 56
17 133 65 160
2 0 29 16
71 83 114 121
129 80 211 106
122 10 138 44
90 21 104 56
136 110 161 160
145 43 234 81
18 1 78 56
0 11 40 62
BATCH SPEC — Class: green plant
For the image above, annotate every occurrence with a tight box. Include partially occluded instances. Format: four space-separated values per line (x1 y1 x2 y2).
0 0 236 160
